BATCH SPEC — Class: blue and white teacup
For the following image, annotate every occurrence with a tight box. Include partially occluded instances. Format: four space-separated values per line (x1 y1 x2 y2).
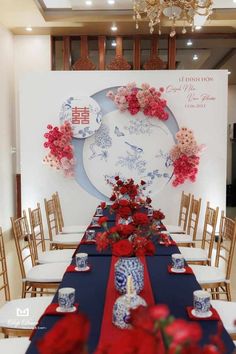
76 253 88 270
96 206 103 216
58 287 75 311
85 229 96 241
193 290 211 317
172 254 185 270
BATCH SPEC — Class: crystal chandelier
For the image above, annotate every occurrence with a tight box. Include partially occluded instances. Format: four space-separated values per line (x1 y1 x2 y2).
133 0 213 36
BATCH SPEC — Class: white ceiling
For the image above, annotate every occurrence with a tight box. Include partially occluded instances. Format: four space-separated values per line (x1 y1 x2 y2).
42 0 236 10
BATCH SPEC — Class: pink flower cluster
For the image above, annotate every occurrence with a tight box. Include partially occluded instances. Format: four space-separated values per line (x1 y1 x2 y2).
107 82 168 121
43 121 75 177
170 127 204 187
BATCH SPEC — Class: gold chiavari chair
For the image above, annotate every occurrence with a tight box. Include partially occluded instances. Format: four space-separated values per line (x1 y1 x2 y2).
211 300 236 340
165 191 191 234
0 227 53 338
191 211 236 300
52 191 86 234
11 212 68 297
170 195 201 247
178 201 219 264
29 203 74 264
44 197 84 250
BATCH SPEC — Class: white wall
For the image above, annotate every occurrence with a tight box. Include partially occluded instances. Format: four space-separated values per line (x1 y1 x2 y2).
227 85 236 184
14 35 51 173
0 25 20 302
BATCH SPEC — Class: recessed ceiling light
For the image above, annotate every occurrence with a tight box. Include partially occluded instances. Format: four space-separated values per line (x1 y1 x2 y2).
85 0 92 5
195 26 202 30
193 54 199 61
111 40 117 47
233 0 236 3
25 27 32 31
228 71 232 75
187 39 193 46
111 24 118 31
108 0 115 4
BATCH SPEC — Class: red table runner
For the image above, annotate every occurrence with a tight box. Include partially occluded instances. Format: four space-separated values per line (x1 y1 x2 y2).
97 256 165 352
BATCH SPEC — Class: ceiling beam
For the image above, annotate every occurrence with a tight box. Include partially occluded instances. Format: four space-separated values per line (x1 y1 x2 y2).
214 48 236 69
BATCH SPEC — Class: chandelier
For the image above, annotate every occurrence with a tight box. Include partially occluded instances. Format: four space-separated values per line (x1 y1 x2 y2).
133 0 213 36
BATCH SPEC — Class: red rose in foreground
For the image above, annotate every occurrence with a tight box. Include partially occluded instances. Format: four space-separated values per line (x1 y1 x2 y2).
112 239 133 257
98 216 108 226
133 212 149 226
149 304 169 320
166 319 202 346
119 206 132 219
100 202 106 209
153 209 165 221
38 313 90 354
119 224 135 237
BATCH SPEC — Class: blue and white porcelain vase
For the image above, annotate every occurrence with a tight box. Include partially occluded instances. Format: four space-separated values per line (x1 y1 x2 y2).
117 216 133 225
112 293 147 329
115 257 144 294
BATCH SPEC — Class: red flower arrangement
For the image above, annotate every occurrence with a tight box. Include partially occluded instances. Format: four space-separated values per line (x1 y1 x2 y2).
107 82 169 121
96 305 225 354
43 121 75 177
170 127 205 187
37 313 90 354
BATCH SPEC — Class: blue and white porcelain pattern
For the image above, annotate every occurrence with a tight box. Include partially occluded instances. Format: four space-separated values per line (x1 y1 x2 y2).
58 287 75 311
115 257 144 294
112 293 147 329
59 96 102 139
193 290 211 317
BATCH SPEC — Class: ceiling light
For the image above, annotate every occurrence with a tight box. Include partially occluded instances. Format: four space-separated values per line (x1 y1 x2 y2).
195 26 202 30
233 0 236 3
111 40 117 47
25 27 32 31
133 0 213 35
193 54 199 61
111 24 118 31
228 71 232 75
187 39 193 46
85 0 92 5
108 0 115 4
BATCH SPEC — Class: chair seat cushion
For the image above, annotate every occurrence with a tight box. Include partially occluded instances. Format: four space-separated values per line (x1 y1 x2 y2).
26 262 68 282
0 296 53 329
179 247 208 261
191 265 226 284
165 224 185 234
0 338 30 353
38 249 74 264
211 300 236 335
52 233 84 245
170 233 193 244
61 225 87 234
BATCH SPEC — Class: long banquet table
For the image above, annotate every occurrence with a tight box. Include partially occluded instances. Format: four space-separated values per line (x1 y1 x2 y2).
26 207 235 354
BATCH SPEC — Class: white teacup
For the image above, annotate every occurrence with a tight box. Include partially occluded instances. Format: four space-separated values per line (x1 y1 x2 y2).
172 253 185 270
193 290 211 317
58 287 75 311
76 253 88 270
85 229 96 241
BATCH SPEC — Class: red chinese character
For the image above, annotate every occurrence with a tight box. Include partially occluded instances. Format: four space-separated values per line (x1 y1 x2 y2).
72 107 90 125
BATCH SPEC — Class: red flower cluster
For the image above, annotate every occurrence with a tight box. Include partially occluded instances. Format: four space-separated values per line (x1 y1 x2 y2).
153 210 165 221
96 305 225 354
172 154 200 187
133 212 149 226
44 122 73 161
38 313 90 354
43 121 75 176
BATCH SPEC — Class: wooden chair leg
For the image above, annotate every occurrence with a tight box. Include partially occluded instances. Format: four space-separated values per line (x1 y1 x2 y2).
211 288 216 299
22 283 26 298
226 283 231 301
31 287 36 297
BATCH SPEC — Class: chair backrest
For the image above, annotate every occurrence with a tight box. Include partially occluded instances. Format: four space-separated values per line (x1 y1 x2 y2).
44 197 59 242
178 191 191 231
201 202 219 259
52 192 64 232
0 228 10 301
186 196 201 241
11 212 35 280
215 212 236 280
28 203 46 262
